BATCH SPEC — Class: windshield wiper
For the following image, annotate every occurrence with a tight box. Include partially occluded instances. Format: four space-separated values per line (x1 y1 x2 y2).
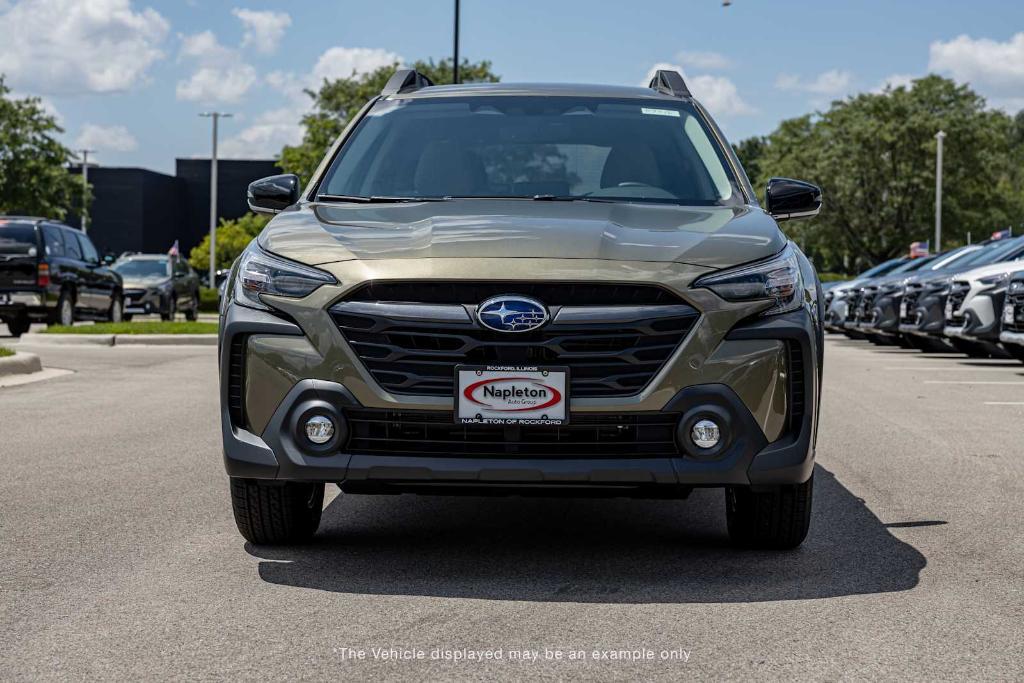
316 194 450 203
531 194 619 203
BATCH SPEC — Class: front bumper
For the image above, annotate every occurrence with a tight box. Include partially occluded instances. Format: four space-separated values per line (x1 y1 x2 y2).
219 294 820 490
123 288 165 315
944 291 1004 342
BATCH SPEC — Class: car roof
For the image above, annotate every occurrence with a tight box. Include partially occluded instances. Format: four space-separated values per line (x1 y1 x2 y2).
389 82 689 102
119 254 169 260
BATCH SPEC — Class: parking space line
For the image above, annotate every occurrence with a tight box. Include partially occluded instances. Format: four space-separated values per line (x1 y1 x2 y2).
924 380 1024 385
984 402 1024 406
884 367 1022 371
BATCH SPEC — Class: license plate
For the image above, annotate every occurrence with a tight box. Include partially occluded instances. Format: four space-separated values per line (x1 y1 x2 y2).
899 301 907 318
945 300 954 318
1005 305 1016 324
0 293 8 304
456 365 568 425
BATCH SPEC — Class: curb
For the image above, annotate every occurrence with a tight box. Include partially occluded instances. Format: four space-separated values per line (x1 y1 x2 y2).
115 334 217 346
18 333 216 347
0 351 43 378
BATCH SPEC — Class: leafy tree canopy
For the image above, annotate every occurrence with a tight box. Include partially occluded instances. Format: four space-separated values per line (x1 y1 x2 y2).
279 58 499 185
188 212 270 272
0 76 81 219
735 76 1024 272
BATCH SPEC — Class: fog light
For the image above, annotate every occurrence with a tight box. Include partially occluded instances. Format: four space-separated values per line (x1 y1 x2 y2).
304 415 335 444
691 419 720 449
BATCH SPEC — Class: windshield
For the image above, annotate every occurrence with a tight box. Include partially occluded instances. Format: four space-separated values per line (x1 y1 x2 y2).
0 222 38 256
957 237 1024 268
112 259 169 278
890 256 936 274
318 96 743 206
859 258 906 278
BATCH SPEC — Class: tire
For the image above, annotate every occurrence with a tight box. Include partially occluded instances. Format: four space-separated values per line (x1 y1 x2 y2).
949 337 988 358
725 475 813 549
6 315 31 337
48 290 74 327
1004 344 1024 364
123 313 134 322
108 295 123 323
229 478 325 545
160 295 176 322
184 292 199 322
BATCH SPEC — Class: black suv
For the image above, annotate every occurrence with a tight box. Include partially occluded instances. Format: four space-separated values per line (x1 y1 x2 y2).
0 217 123 336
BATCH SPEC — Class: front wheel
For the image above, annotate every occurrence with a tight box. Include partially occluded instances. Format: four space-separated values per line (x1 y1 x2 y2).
184 292 199 322
108 295 123 323
160 296 176 322
229 478 325 544
725 475 813 549
1004 344 1024 364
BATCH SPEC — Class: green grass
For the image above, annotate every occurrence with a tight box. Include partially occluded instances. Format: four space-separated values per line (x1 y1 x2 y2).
199 287 220 313
818 272 853 282
0 346 14 358
42 321 218 335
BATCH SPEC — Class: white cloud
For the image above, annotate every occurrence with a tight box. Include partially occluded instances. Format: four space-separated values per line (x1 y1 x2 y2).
775 69 853 96
232 8 291 54
176 30 257 104
310 47 401 85
641 62 754 117
74 123 138 152
675 50 731 71
221 46 402 158
929 32 1024 97
219 107 302 159
0 0 169 95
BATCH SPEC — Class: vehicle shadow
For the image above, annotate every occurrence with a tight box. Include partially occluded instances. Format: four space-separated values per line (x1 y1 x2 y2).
246 464 927 603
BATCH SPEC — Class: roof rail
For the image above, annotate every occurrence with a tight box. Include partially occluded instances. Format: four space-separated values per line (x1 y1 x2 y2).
381 69 435 96
648 69 691 98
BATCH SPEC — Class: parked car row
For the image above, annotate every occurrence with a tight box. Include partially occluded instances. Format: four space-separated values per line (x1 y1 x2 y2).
0 216 200 336
825 235 1024 362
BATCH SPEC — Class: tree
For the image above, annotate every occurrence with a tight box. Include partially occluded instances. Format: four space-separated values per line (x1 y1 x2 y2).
0 76 81 219
279 58 500 184
735 76 1023 272
188 212 270 273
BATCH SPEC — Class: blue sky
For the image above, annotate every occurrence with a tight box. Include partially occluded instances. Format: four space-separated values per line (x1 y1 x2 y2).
1 0 1023 174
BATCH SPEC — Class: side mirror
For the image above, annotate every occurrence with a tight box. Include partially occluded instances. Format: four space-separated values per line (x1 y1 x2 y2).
247 174 300 214
765 177 822 221
103 254 115 265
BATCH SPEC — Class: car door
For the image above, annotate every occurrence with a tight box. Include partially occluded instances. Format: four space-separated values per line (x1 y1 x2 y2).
172 258 190 307
72 232 107 312
57 226 90 312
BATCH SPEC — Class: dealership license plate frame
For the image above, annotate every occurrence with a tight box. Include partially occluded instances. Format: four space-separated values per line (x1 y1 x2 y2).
455 365 570 426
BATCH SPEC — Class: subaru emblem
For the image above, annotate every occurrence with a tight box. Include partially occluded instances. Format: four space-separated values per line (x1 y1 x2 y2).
476 295 549 333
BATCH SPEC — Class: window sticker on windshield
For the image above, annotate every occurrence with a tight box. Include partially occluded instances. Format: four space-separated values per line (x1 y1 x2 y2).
641 107 681 117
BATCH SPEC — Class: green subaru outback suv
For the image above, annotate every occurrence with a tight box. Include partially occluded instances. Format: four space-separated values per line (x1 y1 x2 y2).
219 69 824 549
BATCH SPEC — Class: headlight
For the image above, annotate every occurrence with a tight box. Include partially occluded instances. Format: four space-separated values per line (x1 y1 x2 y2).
693 243 803 316
977 273 1008 290
234 240 336 311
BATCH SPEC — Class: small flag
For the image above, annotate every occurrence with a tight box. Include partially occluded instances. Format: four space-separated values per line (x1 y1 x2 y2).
909 240 929 258
168 240 179 257
991 228 1012 240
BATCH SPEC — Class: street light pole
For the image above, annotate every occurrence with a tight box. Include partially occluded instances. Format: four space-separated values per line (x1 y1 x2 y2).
935 130 945 253
453 0 460 84
77 149 95 234
199 112 232 287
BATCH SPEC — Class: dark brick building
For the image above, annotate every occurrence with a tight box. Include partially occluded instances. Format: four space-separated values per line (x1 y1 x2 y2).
68 159 280 258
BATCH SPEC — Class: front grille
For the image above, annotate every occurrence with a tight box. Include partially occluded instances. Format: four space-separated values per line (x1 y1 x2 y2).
333 282 699 398
345 408 681 458
227 335 246 428
845 290 862 323
947 282 969 325
345 281 681 306
900 284 922 324
787 341 805 434
1007 281 1024 333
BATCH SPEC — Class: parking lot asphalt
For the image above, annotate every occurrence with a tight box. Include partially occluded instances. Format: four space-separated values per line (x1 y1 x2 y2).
1 329 1022 680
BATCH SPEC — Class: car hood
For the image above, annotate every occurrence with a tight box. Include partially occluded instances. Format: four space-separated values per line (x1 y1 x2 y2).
120 275 170 289
258 200 786 269
952 260 1023 283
